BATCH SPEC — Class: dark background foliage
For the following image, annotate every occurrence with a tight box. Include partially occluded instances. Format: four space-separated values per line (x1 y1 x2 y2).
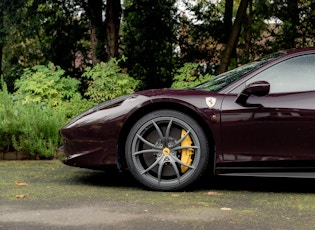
2 0 315 91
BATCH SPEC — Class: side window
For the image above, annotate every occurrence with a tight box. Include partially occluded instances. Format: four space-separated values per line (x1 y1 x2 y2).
246 54 315 94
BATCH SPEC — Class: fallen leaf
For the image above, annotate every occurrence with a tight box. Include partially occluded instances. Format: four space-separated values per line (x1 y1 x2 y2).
16 194 27 199
206 191 220 196
15 182 28 186
221 207 232 211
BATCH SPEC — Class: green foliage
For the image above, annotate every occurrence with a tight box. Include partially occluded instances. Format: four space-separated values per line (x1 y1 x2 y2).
11 102 65 159
1 0 89 90
14 63 81 108
171 63 214 89
179 0 223 73
0 81 17 151
54 95 95 121
82 58 140 103
0 80 65 158
0 62 95 158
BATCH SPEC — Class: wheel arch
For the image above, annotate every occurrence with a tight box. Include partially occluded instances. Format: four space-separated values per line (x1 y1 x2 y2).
116 101 216 174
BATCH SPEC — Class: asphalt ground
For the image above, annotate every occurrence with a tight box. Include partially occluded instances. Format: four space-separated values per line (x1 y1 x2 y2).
1 160 315 230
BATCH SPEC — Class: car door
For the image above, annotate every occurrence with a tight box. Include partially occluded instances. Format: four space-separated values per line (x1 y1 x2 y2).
220 53 315 165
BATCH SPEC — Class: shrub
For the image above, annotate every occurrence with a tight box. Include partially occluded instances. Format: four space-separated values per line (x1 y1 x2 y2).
0 81 65 158
14 63 81 107
82 58 140 104
171 63 214 89
54 95 95 121
0 81 18 152
0 62 94 158
14 62 94 119
11 102 66 159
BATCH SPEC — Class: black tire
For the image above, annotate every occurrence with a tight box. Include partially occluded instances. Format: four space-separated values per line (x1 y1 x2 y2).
125 110 209 191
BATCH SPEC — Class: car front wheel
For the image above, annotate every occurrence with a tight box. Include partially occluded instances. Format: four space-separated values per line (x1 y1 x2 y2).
125 110 209 191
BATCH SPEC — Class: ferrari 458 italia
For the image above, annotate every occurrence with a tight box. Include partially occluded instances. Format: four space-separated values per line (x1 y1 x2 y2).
60 47 315 191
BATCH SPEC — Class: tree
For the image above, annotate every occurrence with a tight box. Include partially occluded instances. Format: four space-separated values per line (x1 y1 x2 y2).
105 0 122 59
2 0 109 91
82 0 122 63
3 0 315 91
244 0 253 62
177 1 225 74
85 0 105 64
0 0 30 90
217 0 249 74
122 0 178 89
35 2 88 72
223 0 233 44
0 4 3 76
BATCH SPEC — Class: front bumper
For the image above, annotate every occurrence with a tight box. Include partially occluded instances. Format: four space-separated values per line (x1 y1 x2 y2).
59 138 117 169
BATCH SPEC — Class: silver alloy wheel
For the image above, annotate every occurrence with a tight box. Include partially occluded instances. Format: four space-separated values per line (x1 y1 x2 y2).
125 110 209 191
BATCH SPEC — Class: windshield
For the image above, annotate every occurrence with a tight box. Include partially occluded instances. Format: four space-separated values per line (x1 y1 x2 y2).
194 51 286 92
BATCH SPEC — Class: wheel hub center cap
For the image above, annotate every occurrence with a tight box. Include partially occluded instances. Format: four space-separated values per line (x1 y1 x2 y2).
162 148 171 155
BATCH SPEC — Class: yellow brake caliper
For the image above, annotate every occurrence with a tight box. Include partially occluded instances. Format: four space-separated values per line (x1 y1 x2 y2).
180 129 194 173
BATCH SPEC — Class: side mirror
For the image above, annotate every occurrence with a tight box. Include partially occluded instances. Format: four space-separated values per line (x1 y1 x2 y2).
235 81 270 107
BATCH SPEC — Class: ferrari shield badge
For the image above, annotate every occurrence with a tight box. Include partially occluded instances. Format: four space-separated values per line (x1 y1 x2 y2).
205 97 216 108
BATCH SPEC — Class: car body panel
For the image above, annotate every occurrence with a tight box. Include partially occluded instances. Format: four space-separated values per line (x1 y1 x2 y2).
220 92 315 163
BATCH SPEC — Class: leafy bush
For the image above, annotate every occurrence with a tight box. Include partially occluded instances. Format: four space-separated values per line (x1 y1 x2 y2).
54 95 95 120
82 58 140 104
0 81 65 158
172 63 214 89
0 62 94 158
0 82 18 152
14 63 81 107
14 62 94 119
11 102 66 159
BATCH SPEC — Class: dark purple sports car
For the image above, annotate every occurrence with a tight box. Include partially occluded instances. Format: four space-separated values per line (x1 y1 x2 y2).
60 47 315 191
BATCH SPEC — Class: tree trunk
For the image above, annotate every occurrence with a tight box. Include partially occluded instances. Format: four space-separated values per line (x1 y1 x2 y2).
105 0 122 60
217 0 249 74
287 0 298 48
0 5 4 75
223 0 233 44
87 0 103 65
245 0 252 62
